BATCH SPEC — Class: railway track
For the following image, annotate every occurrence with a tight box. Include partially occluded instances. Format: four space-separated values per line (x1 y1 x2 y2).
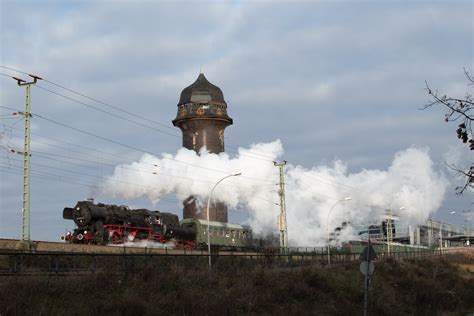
0 238 239 255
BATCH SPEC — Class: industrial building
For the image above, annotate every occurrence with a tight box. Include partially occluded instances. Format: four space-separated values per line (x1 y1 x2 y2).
354 218 472 249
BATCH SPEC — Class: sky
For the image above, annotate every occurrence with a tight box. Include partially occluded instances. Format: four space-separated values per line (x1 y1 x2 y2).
0 0 473 245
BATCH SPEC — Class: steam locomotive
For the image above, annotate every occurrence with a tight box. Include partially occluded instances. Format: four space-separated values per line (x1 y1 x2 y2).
62 199 252 249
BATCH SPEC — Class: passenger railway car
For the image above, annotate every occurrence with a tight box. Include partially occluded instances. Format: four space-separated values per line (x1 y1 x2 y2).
180 218 253 249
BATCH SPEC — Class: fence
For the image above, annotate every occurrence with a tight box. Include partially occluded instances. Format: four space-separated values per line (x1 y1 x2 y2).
0 246 457 276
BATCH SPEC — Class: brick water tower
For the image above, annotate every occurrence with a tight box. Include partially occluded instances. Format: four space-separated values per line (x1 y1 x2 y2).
172 73 233 222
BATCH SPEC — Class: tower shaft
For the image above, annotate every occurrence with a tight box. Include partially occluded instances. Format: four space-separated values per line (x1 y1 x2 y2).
173 74 233 222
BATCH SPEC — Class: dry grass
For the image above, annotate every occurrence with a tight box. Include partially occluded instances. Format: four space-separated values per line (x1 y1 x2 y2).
0 253 473 315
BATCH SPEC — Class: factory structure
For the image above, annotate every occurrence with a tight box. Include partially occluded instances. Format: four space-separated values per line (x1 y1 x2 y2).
351 217 472 249
172 73 233 222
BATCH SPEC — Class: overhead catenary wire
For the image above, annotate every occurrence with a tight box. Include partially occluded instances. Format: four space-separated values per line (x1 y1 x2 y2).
0 65 176 131
290 168 373 196
2 110 369 208
34 84 181 138
1 164 257 214
2 153 277 192
1 122 277 182
34 84 274 162
1 123 156 167
2 131 371 212
1 66 276 162
2 69 374 205
1 105 278 184
0 166 184 206
2 124 280 191
2 113 361 206
1 157 279 206
2 67 412 226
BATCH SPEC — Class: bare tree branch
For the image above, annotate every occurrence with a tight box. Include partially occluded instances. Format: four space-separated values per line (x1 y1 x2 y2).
445 162 474 195
424 69 473 195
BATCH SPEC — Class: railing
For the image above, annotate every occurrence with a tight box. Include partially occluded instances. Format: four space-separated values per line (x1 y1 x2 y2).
0 247 460 276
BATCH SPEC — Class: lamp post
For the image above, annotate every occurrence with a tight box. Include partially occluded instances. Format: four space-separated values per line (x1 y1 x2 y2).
206 173 242 270
462 210 473 246
451 210 472 246
327 197 351 266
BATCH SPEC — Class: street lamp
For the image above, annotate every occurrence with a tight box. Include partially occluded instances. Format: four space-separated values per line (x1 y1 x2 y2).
450 210 473 246
327 197 351 266
206 173 242 270
463 210 473 246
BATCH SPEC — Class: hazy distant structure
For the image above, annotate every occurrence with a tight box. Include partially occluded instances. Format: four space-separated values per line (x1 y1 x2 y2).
172 73 233 222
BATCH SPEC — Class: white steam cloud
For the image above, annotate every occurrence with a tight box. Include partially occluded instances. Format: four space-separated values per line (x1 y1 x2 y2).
101 140 449 246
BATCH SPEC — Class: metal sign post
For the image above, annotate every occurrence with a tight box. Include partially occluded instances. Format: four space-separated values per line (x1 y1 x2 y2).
360 237 377 316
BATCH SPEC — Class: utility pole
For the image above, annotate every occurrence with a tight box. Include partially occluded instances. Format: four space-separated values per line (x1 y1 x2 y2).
274 160 288 251
386 207 405 254
13 74 41 250
386 209 393 254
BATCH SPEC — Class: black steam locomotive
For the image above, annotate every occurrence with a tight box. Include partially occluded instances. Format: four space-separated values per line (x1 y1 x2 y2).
62 200 253 248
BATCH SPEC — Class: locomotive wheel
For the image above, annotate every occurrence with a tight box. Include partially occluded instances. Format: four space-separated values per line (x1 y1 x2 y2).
136 231 149 240
94 221 107 245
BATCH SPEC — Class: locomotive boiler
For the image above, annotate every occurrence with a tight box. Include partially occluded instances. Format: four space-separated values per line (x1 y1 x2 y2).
62 199 196 245
62 200 253 249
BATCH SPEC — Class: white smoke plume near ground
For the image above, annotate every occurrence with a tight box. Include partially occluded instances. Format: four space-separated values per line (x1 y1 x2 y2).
101 140 449 247
111 240 176 249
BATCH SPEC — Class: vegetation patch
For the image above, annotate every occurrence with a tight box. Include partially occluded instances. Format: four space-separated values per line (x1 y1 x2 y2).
0 253 473 315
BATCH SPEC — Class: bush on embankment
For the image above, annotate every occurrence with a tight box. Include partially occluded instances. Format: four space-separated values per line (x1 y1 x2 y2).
0 254 473 315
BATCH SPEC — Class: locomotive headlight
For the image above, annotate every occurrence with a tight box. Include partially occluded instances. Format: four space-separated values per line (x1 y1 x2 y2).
84 230 87 234
76 207 80 210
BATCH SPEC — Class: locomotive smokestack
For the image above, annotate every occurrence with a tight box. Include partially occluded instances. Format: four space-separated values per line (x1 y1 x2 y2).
172 73 233 222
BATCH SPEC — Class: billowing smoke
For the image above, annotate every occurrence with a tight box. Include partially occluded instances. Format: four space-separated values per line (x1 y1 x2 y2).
111 240 176 249
101 140 449 246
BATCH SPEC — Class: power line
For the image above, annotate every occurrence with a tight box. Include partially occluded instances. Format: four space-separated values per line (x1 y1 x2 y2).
2 150 279 203
1 105 273 182
0 166 178 208
2 107 364 205
3 115 357 204
1 123 152 167
0 65 177 131
1 66 276 162
290 168 368 195
1 158 279 206
34 83 273 162
2 123 281 183
30 109 277 182
4 73 349 201
34 84 181 138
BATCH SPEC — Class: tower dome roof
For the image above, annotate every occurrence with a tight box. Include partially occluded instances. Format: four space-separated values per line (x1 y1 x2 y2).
178 73 226 105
